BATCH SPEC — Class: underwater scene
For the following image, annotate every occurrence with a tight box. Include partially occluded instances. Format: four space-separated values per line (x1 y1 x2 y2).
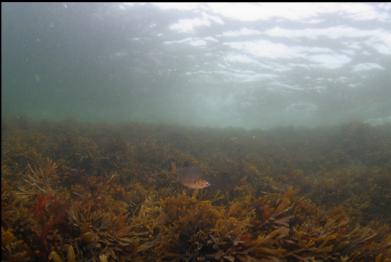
2 3 391 262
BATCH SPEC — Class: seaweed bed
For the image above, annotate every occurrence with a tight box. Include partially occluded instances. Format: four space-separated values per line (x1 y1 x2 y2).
2 118 391 261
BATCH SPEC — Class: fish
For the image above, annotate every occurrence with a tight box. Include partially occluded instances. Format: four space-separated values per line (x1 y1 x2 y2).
179 172 210 189
171 161 210 189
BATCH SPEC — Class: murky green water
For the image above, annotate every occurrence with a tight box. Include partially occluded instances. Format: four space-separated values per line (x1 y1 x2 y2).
2 3 391 261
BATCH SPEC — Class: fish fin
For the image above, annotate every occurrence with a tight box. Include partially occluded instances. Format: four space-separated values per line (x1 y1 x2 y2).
192 189 199 199
170 161 176 175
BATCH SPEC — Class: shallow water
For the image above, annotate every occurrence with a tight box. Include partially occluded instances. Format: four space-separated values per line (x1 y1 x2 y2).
2 3 391 261
2 3 391 128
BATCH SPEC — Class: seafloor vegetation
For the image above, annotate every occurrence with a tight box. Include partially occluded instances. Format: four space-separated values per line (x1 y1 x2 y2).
2 118 391 261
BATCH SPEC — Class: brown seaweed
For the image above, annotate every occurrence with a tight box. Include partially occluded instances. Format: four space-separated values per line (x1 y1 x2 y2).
1 120 391 261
